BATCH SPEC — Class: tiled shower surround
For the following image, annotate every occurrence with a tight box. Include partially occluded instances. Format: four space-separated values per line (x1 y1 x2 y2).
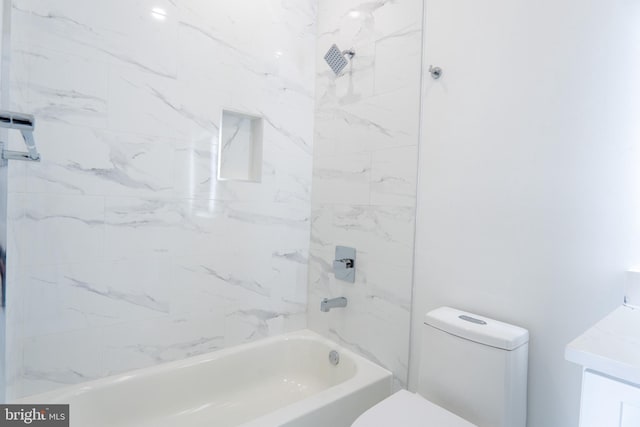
5 0 316 398
307 0 422 388
4 0 423 398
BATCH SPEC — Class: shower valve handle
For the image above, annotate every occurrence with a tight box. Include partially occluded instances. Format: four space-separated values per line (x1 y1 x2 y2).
333 258 354 270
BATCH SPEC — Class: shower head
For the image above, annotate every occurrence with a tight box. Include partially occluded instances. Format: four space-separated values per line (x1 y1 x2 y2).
324 44 355 75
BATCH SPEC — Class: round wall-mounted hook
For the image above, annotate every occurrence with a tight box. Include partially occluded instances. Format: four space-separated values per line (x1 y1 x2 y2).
429 65 443 80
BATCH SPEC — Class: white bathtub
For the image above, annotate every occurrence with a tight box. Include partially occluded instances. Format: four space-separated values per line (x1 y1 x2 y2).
16 330 392 427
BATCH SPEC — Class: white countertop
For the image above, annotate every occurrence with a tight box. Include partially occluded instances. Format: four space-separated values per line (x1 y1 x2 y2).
565 305 640 385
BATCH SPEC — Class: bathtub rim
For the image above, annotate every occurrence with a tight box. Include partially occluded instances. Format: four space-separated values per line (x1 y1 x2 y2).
13 329 392 414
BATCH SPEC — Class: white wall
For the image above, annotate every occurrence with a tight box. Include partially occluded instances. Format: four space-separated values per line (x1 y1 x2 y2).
308 0 423 388
6 0 316 399
411 1 640 426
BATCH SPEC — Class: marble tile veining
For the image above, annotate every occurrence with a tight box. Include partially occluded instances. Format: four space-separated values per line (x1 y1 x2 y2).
6 0 316 398
308 0 422 388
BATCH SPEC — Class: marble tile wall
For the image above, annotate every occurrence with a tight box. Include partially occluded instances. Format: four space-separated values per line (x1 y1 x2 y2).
5 0 316 398
308 0 423 388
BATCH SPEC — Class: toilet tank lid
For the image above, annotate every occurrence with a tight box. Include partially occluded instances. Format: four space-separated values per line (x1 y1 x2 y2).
425 307 529 350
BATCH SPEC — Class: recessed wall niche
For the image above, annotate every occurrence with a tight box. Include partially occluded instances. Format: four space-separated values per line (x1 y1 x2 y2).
217 109 264 182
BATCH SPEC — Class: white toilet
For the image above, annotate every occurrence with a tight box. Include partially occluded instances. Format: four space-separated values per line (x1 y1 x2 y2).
352 307 529 427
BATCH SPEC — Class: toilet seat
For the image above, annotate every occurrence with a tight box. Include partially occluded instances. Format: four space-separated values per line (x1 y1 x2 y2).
352 390 476 427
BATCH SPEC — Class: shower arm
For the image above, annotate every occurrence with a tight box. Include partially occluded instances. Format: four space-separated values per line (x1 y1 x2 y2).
342 49 356 59
0 110 40 162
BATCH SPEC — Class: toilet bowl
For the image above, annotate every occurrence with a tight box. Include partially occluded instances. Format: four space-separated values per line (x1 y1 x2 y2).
352 389 475 427
351 307 529 427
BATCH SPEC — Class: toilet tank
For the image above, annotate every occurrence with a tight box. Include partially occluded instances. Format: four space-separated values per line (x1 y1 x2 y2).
418 307 529 427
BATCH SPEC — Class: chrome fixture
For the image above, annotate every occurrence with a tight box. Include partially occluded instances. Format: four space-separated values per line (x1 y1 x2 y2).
429 65 443 80
324 44 356 75
459 315 488 325
334 246 356 283
320 297 348 312
0 110 40 162
329 350 340 366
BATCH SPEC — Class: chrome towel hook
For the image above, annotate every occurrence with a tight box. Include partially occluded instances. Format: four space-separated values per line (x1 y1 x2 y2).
0 110 40 162
429 65 443 80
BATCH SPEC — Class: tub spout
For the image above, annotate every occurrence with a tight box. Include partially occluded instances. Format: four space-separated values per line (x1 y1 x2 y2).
320 297 347 312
